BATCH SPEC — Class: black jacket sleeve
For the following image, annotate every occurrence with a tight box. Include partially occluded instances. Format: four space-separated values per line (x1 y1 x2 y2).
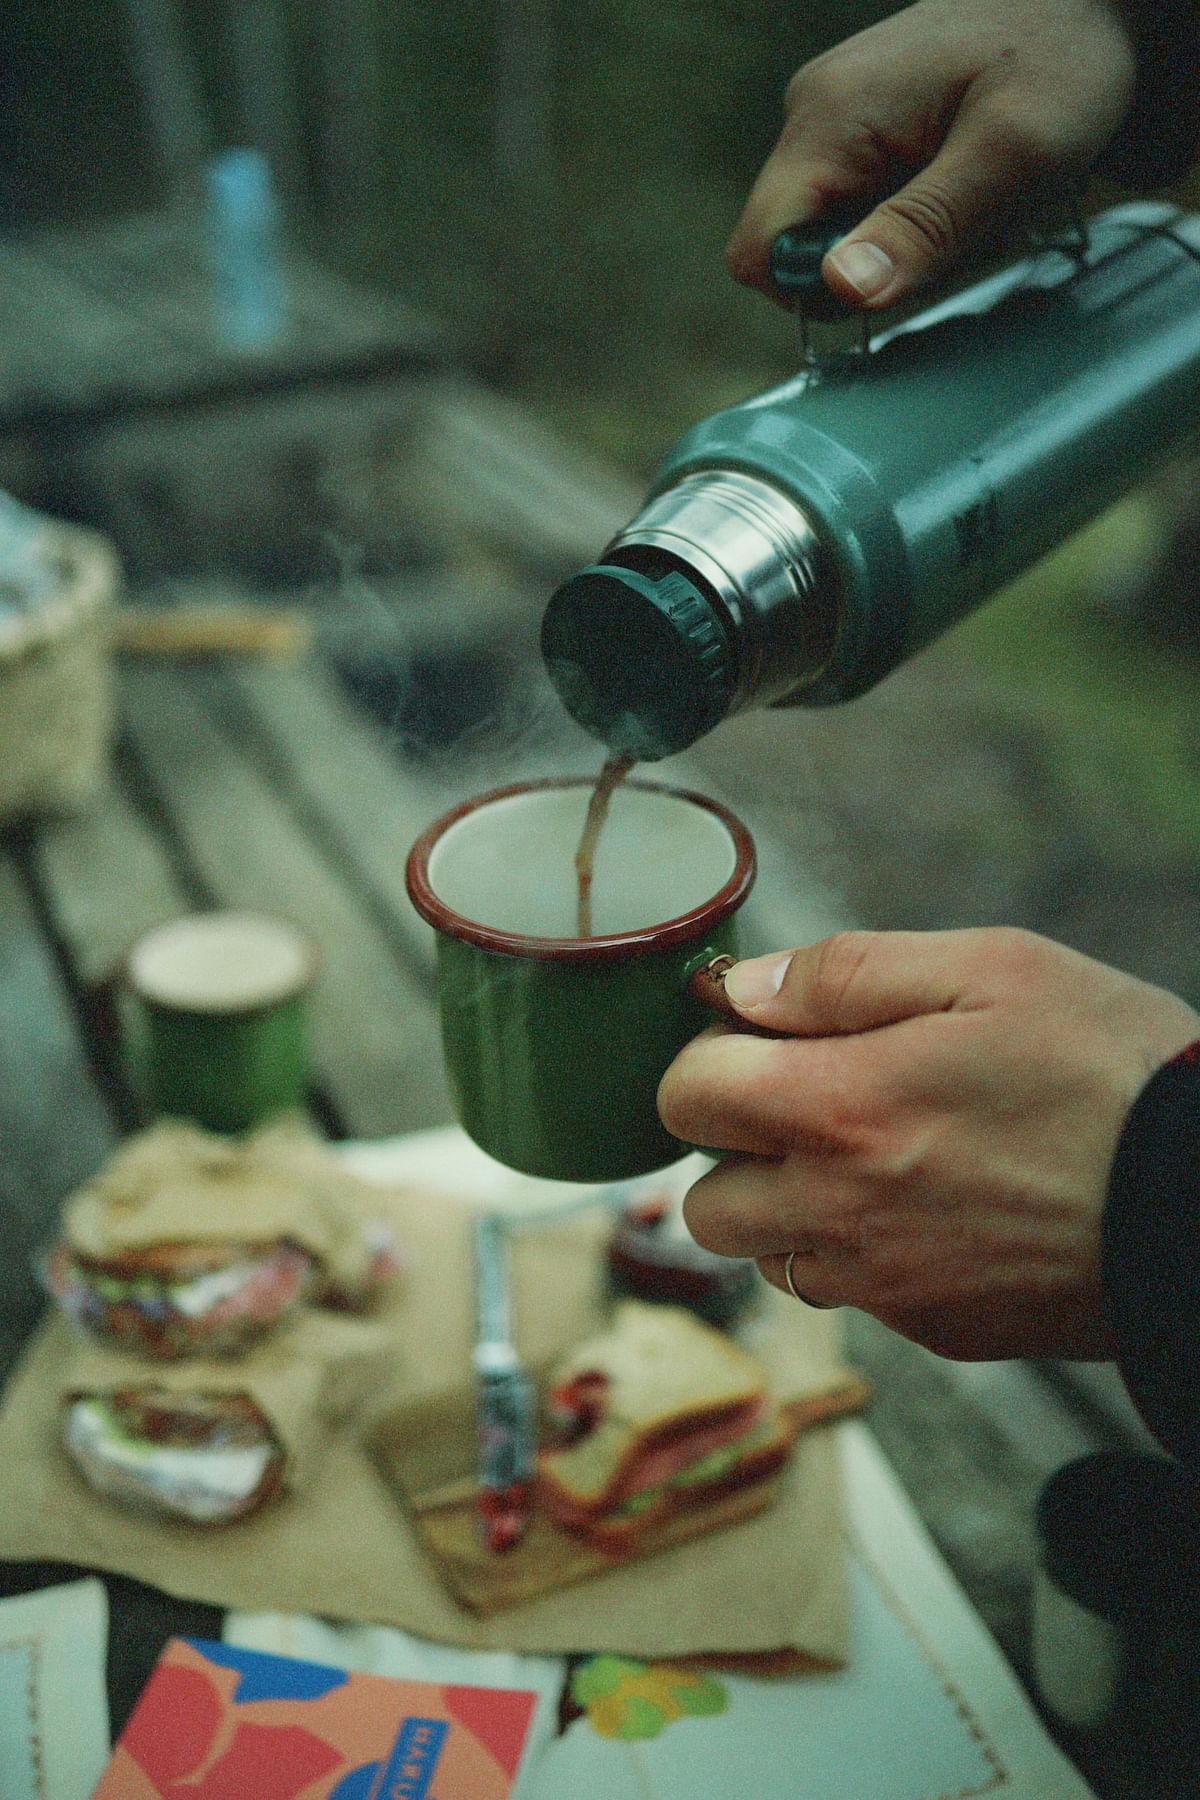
1103 1042 1200 1472
1093 0 1200 188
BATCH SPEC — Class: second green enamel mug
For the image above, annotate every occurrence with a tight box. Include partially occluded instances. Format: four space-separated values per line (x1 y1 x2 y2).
121 910 318 1134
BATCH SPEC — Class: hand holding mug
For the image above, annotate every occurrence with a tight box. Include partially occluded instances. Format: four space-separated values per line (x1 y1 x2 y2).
660 926 1199 1359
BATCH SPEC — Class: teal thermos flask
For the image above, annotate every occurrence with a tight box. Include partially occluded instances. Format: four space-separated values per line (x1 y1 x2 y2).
541 202 1200 759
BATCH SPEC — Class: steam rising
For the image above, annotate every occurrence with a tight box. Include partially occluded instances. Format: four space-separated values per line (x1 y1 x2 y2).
315 535 850 955
315 533 601 778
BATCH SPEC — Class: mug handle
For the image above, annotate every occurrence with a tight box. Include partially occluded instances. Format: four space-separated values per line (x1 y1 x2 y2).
687 954 788 1037
677 955 784 1161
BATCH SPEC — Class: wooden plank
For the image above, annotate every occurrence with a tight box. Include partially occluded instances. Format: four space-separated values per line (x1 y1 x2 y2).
0 212 442 439
0 241 194 417
28 761 195 1126
417 378 638 570
29 234 340 371
199 653 596 979
117 661 451 1138
32 213 441 373
32 214 327 360
32 767 192 987
276 254 442 357
57 378 429 580
0 850 115 1376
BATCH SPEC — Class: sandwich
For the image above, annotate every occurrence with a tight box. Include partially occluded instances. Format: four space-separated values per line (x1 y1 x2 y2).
44 1237 315 1360
44 1120 402 1358
62 1309 392 1527
63 1388 285 1525
536 1301 801 1554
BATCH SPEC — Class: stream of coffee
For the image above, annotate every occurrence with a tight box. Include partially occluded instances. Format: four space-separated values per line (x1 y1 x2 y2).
574 755 635 938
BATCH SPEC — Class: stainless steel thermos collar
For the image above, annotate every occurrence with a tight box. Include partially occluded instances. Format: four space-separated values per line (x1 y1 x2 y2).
541 469 834 760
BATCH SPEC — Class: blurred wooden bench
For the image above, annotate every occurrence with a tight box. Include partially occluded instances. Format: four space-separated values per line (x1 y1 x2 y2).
0 208 444 580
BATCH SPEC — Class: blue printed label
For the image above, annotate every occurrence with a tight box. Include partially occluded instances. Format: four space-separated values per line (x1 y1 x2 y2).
375 1716 448 1800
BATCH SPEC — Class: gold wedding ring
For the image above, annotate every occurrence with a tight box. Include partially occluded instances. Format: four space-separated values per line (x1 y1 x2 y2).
784 1248 835 1309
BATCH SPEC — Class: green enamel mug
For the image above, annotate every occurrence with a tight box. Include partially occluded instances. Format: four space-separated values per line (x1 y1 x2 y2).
406 776 755 1182
120 911 318 1134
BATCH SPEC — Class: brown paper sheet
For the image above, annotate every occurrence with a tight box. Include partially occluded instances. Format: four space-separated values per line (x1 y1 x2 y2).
0 1168 860 1662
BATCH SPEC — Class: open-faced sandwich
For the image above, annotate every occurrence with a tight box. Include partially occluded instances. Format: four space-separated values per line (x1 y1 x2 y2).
62 1309 392 1527
537 1301 801 1554
63 1388 285 1525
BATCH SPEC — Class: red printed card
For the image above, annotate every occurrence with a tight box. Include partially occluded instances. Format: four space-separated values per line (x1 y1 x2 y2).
94 1636 539 1800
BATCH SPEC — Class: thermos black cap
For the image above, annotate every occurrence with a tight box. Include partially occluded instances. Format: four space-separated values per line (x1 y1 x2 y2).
540 563 738 760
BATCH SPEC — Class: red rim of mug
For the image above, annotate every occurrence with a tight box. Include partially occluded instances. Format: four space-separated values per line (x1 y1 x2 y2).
405 776 756 961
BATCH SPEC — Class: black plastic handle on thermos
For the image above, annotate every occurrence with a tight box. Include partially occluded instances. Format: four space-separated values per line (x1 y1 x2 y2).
767 204 864 320
769 195 1096 323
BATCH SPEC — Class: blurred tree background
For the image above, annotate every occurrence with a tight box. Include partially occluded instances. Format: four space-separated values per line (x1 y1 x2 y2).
0 0 894 465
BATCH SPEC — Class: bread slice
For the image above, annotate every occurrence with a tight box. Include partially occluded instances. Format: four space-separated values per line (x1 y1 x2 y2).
536 1301 768 1519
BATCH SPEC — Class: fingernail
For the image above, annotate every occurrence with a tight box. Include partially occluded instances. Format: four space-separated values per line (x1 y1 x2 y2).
827 239 894 299
724 952 793 1010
